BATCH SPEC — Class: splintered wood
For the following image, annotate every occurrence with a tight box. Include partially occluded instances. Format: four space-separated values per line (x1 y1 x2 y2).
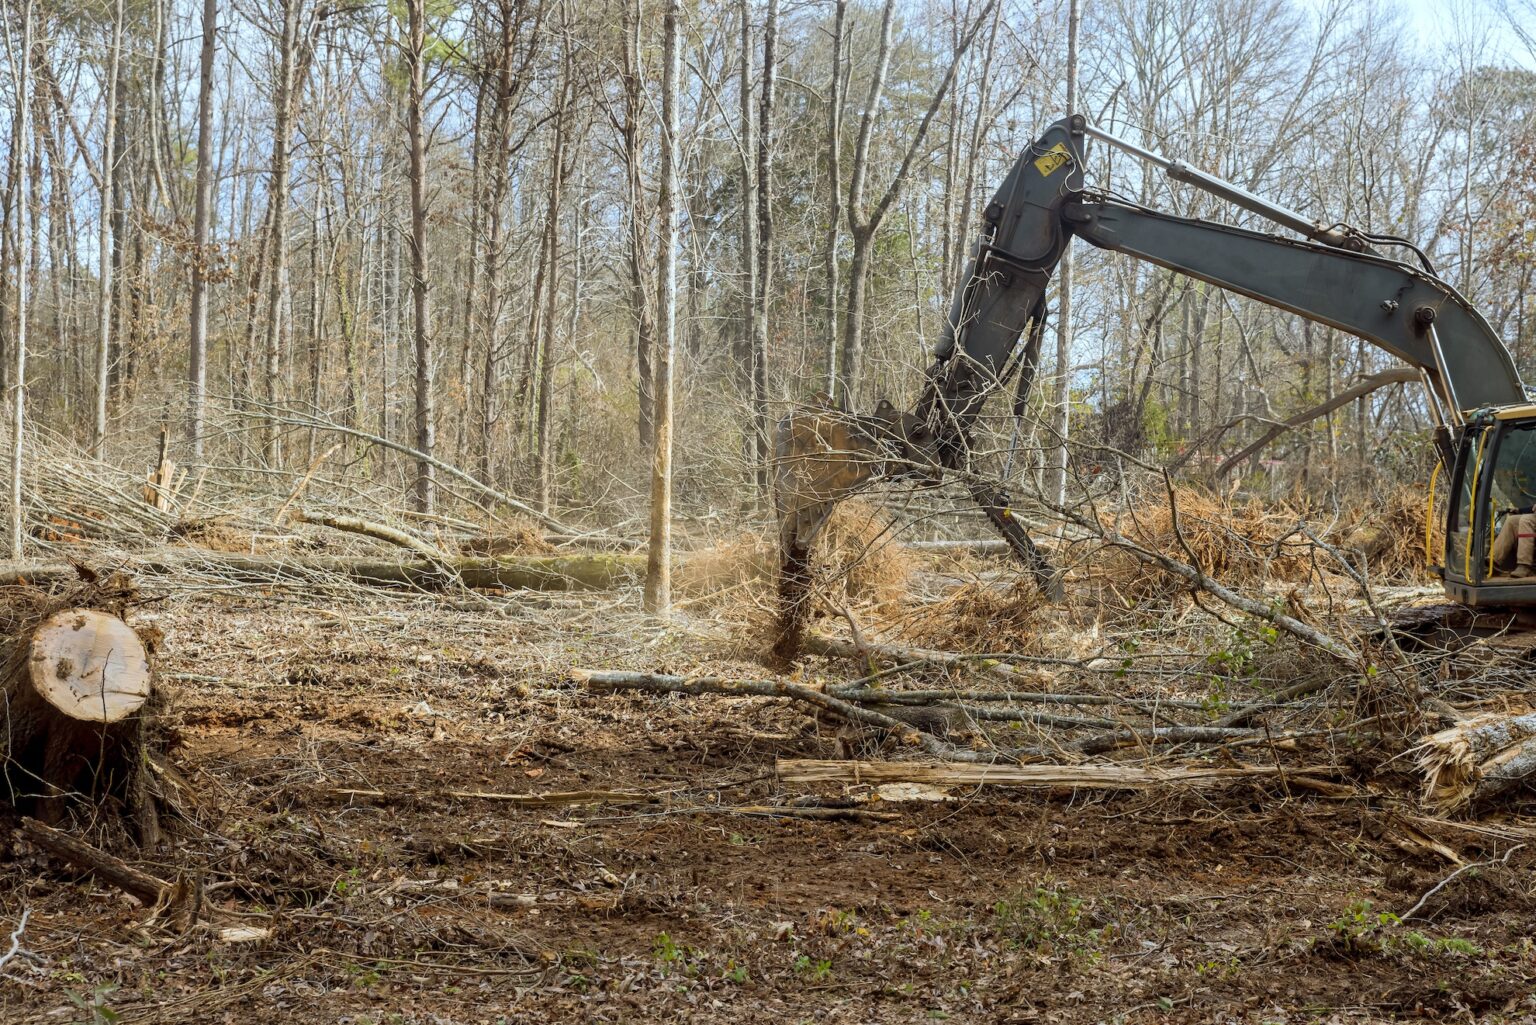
777 758 1343 790
1417 712 1536 814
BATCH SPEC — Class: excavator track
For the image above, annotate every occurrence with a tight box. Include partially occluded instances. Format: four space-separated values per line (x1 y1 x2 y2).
1376 602 1536 656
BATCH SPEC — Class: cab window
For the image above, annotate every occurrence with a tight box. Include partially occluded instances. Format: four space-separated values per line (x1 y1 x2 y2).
1488 423 1536 515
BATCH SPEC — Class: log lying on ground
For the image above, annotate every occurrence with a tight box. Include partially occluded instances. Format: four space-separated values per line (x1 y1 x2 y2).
778 758 1342 790
574 669 1015 763
19 816 169 907
0 553 650 592
1416 712 1536 814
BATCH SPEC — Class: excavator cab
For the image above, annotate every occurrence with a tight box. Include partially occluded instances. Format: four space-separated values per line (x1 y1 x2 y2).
1443 407 1536 604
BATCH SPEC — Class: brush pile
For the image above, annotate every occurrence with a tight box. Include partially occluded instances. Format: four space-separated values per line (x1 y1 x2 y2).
680 499 914 613
1101 482 1429 598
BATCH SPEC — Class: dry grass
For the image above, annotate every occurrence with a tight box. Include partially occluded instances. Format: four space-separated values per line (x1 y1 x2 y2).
1338 485 1430 583
171 517 267 553
1100 483 1430 599
678 499 914 613
894 580 1051 654
456 517 557 557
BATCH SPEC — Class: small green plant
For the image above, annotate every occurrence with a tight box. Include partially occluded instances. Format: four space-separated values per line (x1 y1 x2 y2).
992 884 1099 954
652 932 702 978
345 962 386 990
792 954 833 981
1195 956 1242 979
722 962 749 984
65 983 120 1025
333 867 363 898
1326 899 1399 952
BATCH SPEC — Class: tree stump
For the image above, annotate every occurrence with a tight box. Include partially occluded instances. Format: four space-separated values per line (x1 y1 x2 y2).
3 608 156 830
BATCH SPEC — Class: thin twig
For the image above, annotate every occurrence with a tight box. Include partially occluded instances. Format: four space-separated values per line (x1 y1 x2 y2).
0 907 30 972
1400 844 1525 922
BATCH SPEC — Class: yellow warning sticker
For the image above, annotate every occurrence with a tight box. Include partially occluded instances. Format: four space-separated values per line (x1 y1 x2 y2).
1034 142 1071 177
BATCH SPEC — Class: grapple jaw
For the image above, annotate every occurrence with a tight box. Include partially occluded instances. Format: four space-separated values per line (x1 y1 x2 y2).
769 397 937 661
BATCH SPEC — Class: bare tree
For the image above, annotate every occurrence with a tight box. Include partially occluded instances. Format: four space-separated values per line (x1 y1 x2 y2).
1046 0 1081 507
836 0 996 399
90 0 123 458
259 0 306 467
187 0 216 461
750 0 779 496
645 0 681 614
821 0 847 394
405 0 435 512
4 0 32 557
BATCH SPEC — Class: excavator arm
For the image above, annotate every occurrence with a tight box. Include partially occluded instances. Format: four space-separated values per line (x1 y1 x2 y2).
770 112 1528 656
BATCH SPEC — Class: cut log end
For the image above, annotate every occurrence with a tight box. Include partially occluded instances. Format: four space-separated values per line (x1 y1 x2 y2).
27 609 151 724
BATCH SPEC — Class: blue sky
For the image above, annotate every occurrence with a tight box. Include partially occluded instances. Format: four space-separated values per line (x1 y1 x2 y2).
1399 0 1534 66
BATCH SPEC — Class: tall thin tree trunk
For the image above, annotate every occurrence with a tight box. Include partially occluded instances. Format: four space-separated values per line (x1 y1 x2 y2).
737 0 758 427
188 0 216 461
645 0 681 614
262 0 302 467
624 0 656 448
534 69 571 514
1047 0 1080 508
91 0 124 458
821 0 846 395
405 0 435 512
6 0 33 558
751 0 778 498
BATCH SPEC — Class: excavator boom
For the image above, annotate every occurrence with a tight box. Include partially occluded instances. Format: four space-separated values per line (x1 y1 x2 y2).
771 112 1533 657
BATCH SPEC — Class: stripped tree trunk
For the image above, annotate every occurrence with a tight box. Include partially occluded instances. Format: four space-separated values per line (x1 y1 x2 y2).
187 0 216 461
405 0 436 513
644 0 681 614
91 0 124 458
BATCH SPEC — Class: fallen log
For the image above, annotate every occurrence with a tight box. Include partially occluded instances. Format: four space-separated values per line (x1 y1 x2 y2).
0 553 649 592
294 510 450 564
333 787 653 806
777 758 1340 789
574 669 1014 763
808 633 1210 711
1416 712 1536 814
18 817 168 906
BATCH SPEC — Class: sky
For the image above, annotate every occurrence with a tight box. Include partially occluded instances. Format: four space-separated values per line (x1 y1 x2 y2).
1399 0 1535 67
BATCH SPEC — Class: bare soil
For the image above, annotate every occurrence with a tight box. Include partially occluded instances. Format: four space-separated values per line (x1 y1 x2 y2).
0 590 1532 1024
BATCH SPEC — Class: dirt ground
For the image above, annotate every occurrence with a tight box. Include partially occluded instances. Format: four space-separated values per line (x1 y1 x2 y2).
0 586 1533 1025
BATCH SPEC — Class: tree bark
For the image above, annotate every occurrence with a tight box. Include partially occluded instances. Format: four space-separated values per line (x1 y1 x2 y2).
6 0 33 560
644 0 681 614
90 0 124 458
821 0 846 394
405 0 436 513
187 0 216 462
2 609 153 820
751 0 779 498
1046 0 1080 508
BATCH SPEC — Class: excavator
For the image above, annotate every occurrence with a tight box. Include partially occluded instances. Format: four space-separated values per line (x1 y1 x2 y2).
772 112 1536 656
